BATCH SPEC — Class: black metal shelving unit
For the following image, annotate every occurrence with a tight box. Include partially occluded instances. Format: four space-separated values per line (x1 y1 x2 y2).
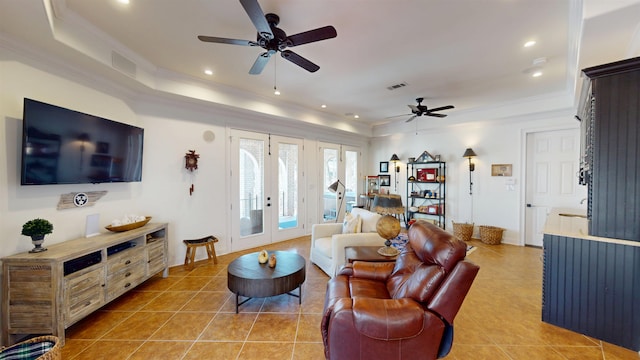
406 161 446 229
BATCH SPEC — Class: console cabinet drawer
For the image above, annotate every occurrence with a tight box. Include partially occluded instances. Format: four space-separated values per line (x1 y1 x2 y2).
107 247 145 274
106 261 145 301
64 266 105 327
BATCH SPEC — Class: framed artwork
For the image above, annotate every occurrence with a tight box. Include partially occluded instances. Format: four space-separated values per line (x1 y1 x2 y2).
379 161 389 173
491 164 513 176
379 174 391 187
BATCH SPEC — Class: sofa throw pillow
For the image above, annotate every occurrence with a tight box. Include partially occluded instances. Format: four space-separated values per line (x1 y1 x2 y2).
351 207 382 233
342 213 361 234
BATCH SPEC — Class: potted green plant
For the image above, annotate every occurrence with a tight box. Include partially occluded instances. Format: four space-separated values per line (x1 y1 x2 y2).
21 218 53 253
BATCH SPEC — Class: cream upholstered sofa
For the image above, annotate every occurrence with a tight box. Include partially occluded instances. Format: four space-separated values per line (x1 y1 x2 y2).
310 207 386 277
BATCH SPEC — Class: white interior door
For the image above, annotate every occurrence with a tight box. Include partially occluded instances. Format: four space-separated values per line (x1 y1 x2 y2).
524 128 587 246
230 130 304 251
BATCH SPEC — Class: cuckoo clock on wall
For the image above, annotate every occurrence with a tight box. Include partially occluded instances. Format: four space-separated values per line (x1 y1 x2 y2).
185 150 199 195
185 150 199 171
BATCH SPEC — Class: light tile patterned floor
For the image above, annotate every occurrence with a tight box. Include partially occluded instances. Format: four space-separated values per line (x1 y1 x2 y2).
61 237 640 360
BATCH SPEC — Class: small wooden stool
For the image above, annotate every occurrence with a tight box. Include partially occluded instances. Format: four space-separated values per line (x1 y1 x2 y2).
183 235 218 268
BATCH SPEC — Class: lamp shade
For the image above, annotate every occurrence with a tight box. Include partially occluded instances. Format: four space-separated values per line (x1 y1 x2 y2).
327 180 342 193
462 148 477 158
371 194 404 215
390 154 400 162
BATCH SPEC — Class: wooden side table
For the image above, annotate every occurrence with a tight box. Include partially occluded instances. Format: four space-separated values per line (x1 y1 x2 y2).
344 246 398 264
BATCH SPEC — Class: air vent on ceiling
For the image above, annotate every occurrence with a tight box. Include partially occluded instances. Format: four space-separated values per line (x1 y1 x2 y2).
386 82 407 91
111 51 137 78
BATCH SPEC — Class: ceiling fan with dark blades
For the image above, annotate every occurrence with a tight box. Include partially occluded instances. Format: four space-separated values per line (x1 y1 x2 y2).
395 97 454 122
198 0 337 75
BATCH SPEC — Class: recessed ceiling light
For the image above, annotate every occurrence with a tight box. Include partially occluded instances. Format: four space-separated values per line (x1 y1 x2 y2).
532 71 543 77
524 40 536 48
321 104 327 108
117 0 130 4
204 69 213 76
354 115 359 119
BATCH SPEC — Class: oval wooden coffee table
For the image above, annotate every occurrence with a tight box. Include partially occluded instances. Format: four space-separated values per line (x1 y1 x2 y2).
227 250 306 313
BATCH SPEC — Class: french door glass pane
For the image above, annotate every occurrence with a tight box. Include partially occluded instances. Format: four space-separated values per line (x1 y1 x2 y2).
324 148 338 221
278 143 298 229
239 138 264 236
345 150 358 212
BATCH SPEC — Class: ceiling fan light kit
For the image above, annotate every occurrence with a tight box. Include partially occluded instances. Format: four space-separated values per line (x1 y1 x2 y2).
198 0 337 75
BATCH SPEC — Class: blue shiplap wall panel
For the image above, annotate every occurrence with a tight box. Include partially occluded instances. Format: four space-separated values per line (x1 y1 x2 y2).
542 234 640 351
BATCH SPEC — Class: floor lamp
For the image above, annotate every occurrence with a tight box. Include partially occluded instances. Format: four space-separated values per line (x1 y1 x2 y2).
328 180 344 223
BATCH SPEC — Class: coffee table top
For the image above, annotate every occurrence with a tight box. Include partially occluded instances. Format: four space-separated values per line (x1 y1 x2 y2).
227 250 305 298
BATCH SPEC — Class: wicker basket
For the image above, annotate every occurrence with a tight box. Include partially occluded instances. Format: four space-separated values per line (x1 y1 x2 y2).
0 335 61 360
452 222 474 242
479 225 504 245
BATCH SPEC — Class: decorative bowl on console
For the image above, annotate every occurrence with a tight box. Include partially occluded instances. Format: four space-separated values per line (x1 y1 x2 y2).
106 216 152 232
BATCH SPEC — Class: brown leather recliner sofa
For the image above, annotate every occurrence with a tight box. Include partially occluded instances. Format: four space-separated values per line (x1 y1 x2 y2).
321 220 480 360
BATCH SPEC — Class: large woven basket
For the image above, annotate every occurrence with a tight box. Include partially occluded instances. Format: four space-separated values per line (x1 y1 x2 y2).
479 225 504 245
0 335 61 360
452 221 474 242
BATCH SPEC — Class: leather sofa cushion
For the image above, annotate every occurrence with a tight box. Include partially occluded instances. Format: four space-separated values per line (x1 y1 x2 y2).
352 298 426 339
349 278 391 299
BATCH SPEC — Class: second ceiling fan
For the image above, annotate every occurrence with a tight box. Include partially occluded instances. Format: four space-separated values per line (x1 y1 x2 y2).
198 0 337 75
402 97 454 122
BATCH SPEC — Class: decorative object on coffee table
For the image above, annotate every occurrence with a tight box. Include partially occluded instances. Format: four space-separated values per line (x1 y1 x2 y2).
21 218 53 253
268 253 277 268
258 249 269 264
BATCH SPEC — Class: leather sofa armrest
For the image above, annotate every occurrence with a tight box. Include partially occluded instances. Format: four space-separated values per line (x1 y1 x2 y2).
350 261 395 281
428 260 480 324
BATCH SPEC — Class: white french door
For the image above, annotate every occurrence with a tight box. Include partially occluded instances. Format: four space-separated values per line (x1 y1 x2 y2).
230 130 304 251
319 142 360 224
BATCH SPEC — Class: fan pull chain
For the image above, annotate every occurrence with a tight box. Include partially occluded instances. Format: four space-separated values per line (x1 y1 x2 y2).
273 57 280 95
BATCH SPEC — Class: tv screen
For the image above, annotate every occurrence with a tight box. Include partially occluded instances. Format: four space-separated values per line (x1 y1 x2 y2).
21 98 144 185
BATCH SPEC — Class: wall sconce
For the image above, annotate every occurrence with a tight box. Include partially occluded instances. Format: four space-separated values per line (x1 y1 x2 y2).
462 148 477 195
390 154 400 192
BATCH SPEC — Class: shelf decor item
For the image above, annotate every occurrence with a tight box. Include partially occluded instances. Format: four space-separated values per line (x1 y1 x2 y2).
105 216 151 232
21 218 54 253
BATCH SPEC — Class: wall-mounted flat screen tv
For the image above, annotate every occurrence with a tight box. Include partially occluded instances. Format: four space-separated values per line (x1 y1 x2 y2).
21 98 144 185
